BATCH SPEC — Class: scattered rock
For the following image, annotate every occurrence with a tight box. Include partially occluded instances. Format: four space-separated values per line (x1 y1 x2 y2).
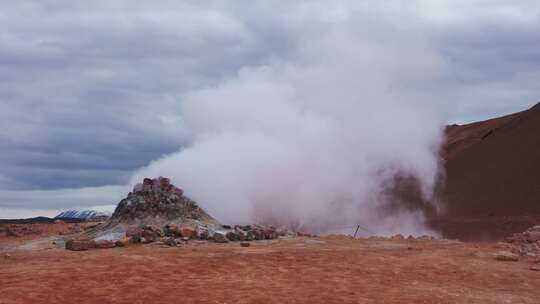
140 228 159 243
180 226 197 239
115 237 131 247
197 228 209 240
163 237 177 247
95 240 115 249
214 231 228 243
164 224 182 237
525 231 540 243
226 231 240 242
503 226 540 257
495 251 519 262
530 265 540 271
63 177 292 250
65 239 96 251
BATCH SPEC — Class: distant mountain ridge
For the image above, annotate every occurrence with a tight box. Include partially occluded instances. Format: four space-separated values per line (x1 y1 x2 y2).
55 209 111 220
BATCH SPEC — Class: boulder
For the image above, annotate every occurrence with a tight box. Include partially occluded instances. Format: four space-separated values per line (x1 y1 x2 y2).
180 226 198 239
234 227 248 241
214 231 228 243
530 225 540 232
164 224 182 237
226 231 240 241
115 237 132 247
95 240 116 249
251 229 264 240
126 227 143 238
163 237 177 247
525 231 540 243
66 239 96 251
197 228 209 240
141 230 158 243
495 251 519 262
263 228 277 239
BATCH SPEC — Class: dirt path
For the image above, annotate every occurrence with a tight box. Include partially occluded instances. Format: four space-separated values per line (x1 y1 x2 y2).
1 237 539 304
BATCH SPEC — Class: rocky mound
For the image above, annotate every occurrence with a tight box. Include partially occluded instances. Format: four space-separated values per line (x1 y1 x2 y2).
80 177 220 241
67 177 285 250
110 177 218 226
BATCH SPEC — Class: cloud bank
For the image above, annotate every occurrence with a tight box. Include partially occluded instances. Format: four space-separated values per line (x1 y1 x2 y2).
2 1 540 218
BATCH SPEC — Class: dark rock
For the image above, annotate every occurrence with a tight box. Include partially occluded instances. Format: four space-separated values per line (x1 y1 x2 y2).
95 240 116 249
164 224 179 236
495 251 519 261
240 242 251 247
126 227 143 238
197 229 209 240
115 237 131 247
180 226 197 239
226 231 241 241
163 237 177 247
214 231 228 243
66 239 96 251
525 231 540 243
141 231 158 243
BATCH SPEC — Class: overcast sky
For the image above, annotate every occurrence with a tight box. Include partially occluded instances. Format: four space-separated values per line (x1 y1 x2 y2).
1 1 539 218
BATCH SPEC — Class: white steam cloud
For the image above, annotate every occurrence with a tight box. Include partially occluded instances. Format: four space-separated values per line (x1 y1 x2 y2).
132 33 445 236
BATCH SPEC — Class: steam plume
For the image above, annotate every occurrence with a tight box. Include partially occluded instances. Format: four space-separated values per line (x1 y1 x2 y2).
132 33 445 236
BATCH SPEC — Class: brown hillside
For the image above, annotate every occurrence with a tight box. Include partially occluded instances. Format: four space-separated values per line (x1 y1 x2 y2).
443 102 540 216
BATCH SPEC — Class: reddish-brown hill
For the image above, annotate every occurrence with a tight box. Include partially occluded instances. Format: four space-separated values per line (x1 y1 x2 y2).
443 102 540 216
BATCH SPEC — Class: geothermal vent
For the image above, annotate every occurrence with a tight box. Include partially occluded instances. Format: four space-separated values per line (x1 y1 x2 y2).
81 177 220 241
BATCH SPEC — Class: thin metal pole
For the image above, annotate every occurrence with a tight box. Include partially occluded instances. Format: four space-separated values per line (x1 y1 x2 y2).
353 225 360 238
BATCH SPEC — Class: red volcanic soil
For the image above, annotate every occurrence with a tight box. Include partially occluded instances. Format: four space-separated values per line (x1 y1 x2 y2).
0 222 98 242
442 102 540 216
2 236 540 304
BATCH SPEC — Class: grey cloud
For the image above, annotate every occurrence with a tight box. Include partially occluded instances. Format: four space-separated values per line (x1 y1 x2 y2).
0 1 291 191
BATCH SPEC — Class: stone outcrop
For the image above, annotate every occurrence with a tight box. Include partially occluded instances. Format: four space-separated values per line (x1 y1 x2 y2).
65 239 96 251
503 225 540 259
66 177 288 251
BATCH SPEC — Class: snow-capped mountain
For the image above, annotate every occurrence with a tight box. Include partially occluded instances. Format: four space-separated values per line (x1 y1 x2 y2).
55 209 111 220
